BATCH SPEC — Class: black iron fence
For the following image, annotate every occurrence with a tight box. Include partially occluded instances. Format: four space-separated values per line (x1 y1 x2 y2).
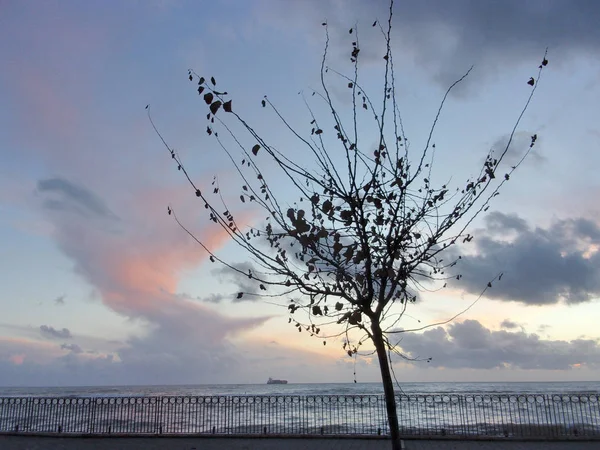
1 393 599 438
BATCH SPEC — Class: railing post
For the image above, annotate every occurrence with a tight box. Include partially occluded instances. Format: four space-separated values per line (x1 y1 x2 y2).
89 398 96 434
154 398 160 434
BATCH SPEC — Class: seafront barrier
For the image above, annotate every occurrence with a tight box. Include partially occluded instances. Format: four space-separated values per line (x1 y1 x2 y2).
1 393 599 439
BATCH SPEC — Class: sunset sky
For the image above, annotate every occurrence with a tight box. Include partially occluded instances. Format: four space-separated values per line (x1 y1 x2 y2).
1 0 600 387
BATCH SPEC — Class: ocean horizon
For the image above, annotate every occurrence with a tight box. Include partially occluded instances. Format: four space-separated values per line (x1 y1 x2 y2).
2 380 599 398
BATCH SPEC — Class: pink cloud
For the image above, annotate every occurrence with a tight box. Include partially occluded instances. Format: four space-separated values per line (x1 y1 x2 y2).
59 182 251 318
9 354 26 365
0 336 64 365
33 176 269 382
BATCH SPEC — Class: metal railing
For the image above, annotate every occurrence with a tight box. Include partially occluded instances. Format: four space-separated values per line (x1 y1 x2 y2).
0 393 598 438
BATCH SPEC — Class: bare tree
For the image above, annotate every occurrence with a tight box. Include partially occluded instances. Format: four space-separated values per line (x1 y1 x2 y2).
148 2 547 448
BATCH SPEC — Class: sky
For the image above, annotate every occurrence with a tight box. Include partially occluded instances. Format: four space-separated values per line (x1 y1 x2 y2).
1 0 600 387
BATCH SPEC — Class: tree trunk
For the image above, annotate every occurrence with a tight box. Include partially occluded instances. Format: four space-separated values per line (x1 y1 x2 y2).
371 321 401 450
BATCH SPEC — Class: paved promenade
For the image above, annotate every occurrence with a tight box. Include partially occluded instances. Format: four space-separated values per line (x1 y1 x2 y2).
1 436 599 450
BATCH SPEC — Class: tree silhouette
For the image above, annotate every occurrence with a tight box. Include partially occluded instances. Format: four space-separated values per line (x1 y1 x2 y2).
148 2 547 448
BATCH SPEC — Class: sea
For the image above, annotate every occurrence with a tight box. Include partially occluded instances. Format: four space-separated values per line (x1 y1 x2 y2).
1 381 599 398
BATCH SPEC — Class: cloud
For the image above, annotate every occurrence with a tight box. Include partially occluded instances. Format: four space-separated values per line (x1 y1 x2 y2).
453 212 600 305
39 325 72 340
60 343 83 354
175 261 267 304
257 0 600 88
30 177 271 385
175 292 227 304
209 261 265 302
538 324 552 333
0 332 365 386
500 319 519 330
489 132 546 167
37 178 119 221
0 337 65 367
484 211 529 234
398 319 600 370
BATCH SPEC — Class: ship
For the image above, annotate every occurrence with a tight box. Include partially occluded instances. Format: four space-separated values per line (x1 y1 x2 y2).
267 377 288 384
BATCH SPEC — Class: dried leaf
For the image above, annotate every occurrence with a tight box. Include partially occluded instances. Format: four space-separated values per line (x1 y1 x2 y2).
210 76 216 86
252 144 260 156
210 101 222 115
204 92 214 104
223 100 232 113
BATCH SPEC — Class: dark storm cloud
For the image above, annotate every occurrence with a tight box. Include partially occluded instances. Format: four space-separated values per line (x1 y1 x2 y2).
40 325 72 340
260 0 600 87
454 213 600 305
391 0 600 86
398 319 600 370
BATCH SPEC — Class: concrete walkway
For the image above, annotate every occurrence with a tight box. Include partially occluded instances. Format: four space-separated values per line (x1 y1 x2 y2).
1 436 599 450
